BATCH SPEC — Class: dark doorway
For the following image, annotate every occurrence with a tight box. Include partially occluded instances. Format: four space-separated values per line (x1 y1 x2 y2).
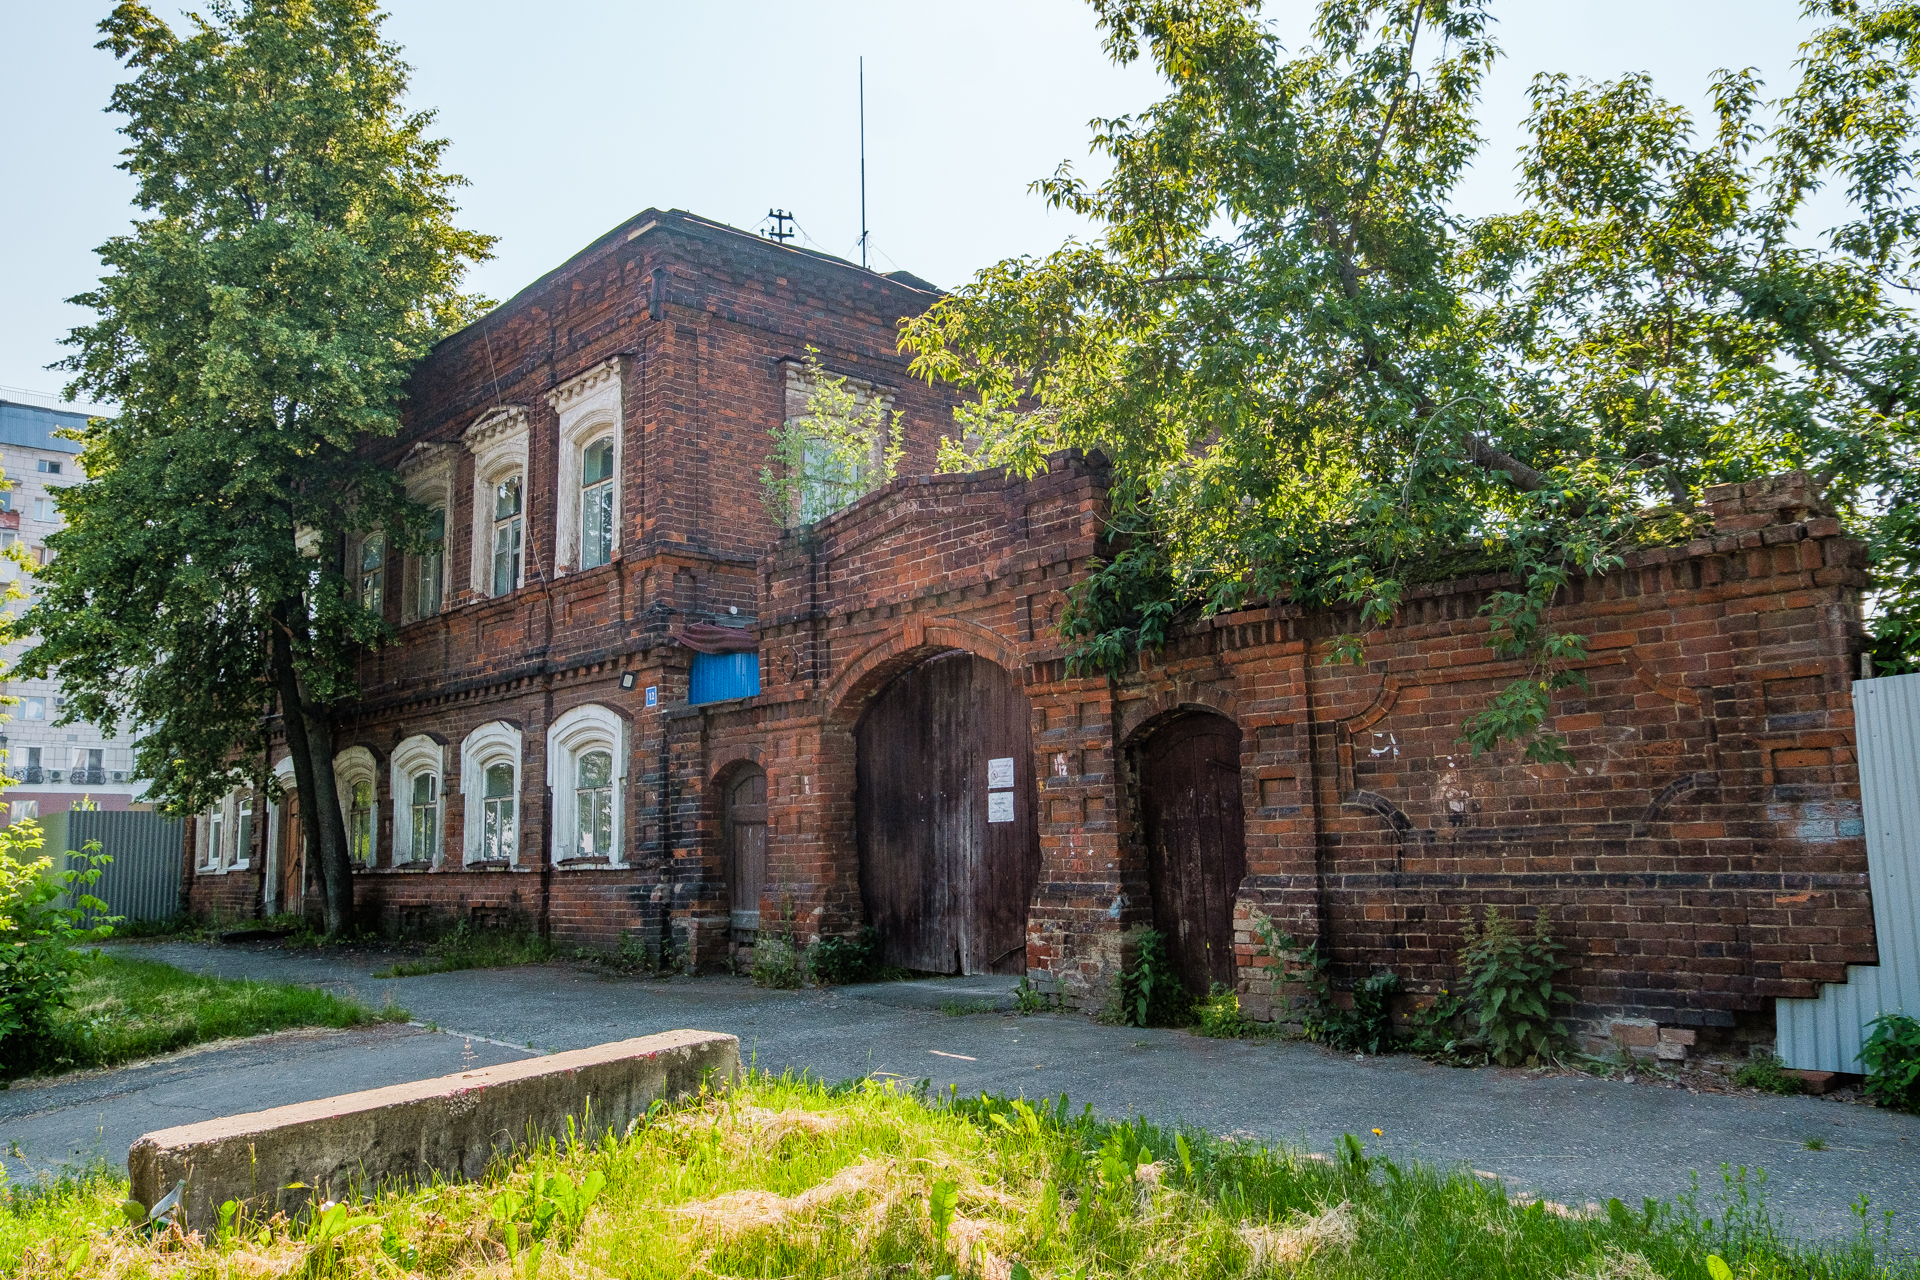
724 765 768 930
1137 712 1247 995
855 650 1041 974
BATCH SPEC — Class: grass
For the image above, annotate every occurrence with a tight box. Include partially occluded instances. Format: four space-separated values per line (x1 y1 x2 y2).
373 925 555 978
19 952 407 1076
3 1073 1911 1279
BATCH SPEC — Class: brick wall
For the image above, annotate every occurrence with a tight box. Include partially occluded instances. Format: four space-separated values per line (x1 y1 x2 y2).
181 209 1875 1052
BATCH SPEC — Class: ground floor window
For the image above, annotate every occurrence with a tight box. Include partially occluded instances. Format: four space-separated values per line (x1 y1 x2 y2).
482 764 515 861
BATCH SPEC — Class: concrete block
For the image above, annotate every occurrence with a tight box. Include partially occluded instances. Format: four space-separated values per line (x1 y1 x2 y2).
129 1030 738 1228
1655 1040 1688 1061
1658 1027 1697 1047
1788 1069 1839 1095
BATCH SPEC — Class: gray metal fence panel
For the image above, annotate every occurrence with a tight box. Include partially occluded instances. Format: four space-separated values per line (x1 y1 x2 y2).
1776 670 1920 1071
45 810 186 927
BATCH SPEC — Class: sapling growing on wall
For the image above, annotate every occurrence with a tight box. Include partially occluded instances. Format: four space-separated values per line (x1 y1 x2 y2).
762 348 904 526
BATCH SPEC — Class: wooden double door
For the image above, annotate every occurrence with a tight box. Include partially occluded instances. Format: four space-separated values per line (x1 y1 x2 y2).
855 651 1040 975
1138 712 1247 995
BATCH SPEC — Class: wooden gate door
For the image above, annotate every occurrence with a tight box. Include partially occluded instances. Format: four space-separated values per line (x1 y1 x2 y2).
1139 713 1247 995
278 793 304 914
855 651 1040 974
725 767 768 929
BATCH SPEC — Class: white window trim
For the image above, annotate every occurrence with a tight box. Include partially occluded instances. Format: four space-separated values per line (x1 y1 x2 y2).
196 805 222 873
333 745 380 867
266 756 297 913
400 443 455 623
232 790 255 870
389 734 446 866
460 720 524 866
545 703 629 867
464 406 531 598
546 359 623 576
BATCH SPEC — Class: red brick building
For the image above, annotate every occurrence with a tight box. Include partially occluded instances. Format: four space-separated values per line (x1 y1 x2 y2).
186 210 1876 1047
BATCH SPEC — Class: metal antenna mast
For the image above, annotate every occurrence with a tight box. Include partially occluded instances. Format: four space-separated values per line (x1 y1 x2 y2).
859 56 869 270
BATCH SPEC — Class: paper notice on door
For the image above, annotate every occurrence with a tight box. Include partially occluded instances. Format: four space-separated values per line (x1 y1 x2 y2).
986 757 1015 788
987 791 1016 823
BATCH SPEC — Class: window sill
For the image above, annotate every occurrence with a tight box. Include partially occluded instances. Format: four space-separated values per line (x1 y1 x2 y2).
553 856 625 871
462 858 519 871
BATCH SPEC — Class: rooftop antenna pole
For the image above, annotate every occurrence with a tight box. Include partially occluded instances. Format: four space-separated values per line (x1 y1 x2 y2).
859 56 869 271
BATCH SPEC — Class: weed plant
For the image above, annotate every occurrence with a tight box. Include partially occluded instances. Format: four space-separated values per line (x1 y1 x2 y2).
750 934 804 989
1734 1053 1806 1096
3 1073 1911 1280
1111 929 1187 1028
373 921 554 978
1860 1014 1920 1112
20 953 406 1076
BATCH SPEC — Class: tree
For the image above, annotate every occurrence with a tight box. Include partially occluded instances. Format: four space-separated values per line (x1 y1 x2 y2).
761 349 906 527
903 0 1920 765
12 0 494 934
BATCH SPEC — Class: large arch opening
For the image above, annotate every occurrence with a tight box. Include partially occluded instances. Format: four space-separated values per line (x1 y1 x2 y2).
854 649 1040 974
1132 709 1248 995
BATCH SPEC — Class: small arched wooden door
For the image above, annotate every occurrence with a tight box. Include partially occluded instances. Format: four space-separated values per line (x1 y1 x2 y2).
724 766 768 930
1138 712 1247 995
855 651 1040 975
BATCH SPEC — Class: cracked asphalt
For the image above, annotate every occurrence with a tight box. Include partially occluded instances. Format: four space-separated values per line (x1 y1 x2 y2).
4 939 1916 1252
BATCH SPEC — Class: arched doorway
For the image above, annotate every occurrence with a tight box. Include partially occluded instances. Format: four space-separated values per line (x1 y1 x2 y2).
723 765 768 930
855 650 1040 974
1136 711 1247 995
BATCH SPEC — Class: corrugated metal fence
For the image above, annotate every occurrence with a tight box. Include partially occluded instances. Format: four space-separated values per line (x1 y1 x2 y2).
42 809 186 928
1777 670 1920 1071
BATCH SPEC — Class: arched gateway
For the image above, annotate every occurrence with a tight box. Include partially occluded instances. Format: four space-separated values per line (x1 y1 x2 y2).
854 650 1040 974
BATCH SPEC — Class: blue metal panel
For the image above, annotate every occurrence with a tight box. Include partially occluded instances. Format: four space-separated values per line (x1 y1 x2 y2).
689 650 761 705
0 399 90 453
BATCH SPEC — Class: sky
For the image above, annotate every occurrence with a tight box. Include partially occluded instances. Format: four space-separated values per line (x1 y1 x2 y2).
0 1 1823 414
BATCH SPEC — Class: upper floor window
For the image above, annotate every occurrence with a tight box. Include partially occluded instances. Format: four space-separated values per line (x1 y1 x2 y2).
546 359 623 576
580 439 615 570
36 460 59 475
22 696 44 720
417 507 445 617
359 535 385 612
493 476 523 595
32 497 53 521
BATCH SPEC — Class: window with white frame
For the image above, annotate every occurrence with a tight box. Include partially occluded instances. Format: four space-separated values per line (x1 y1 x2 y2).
465 406 530 598
546 359 623 575
389 734 445 865
332 746 379 867
546 703 627 865
202 805 224 871
580 438 615 570
358 534 386 613
233 793 253 869
418 508 446 616
460 720 523 865
9 800 38 825
493 476 523 594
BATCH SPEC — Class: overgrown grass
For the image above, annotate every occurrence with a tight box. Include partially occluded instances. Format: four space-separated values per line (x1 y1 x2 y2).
21 952 407 1075
373 925 555 978
4 1073 1910 1279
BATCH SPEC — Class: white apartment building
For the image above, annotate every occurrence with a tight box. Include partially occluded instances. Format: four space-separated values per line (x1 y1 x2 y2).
0 397 148 821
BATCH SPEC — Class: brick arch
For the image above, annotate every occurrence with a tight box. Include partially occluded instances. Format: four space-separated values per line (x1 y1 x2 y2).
825 614 1030 728
1118 685 1243 748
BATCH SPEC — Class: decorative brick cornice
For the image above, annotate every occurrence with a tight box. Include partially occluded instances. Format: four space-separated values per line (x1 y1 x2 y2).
546 358 621 414
462 405 528 451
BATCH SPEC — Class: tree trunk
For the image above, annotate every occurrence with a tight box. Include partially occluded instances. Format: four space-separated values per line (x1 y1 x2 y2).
271 603 355 936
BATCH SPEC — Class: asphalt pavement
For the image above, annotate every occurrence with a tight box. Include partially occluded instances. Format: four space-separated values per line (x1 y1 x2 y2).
4 939 1916 1252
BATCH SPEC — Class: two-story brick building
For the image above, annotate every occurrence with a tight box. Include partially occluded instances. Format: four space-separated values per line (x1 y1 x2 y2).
186 209 1879 1051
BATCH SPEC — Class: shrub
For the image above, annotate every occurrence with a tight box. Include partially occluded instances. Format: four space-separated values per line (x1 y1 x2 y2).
1860 1013 1920 1112
1315 970 1402 1055
1733 1052 1804 1096
807 927 881 985
1457 907 1572 1066
750 934 803 989
2 832 114 1076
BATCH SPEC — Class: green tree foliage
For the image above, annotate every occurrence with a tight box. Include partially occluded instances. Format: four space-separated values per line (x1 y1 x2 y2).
902 0 1920 764
762 349 905 526
12 1 494 934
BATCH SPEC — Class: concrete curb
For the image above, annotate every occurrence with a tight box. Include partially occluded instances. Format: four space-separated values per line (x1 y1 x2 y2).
128 1029 738 1227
